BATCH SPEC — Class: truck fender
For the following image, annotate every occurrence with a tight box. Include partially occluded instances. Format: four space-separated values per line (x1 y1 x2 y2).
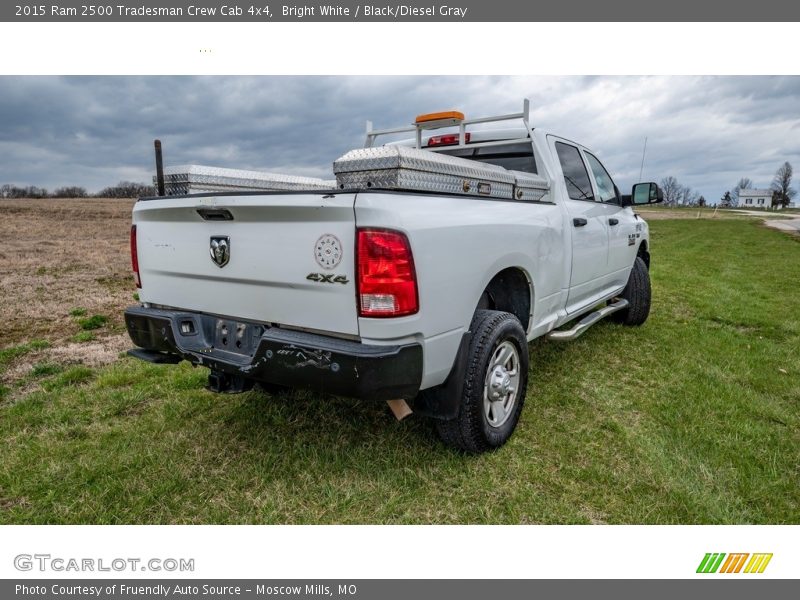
475 262 534 334
637 240 650 269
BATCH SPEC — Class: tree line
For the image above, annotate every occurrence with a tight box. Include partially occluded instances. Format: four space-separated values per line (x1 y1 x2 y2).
659 161 796 208
3 161 796 206
0 181 156 199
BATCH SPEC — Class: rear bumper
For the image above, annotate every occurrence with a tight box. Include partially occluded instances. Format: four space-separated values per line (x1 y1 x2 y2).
124 306 422 401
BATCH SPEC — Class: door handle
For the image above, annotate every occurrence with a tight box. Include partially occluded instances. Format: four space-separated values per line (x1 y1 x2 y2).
609 218 619 226
573 218 588 227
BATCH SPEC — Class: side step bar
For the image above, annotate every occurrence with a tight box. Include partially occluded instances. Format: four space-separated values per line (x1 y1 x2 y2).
546 299 629 342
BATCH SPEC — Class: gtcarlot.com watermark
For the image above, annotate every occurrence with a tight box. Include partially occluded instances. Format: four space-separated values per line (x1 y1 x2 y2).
14 554 195 572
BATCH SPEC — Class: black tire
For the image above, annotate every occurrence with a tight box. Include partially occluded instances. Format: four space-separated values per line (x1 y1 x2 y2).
435 310 529 454
611 256 651 326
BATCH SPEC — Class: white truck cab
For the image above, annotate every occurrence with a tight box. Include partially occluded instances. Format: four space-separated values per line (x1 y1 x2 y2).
125 100 663 453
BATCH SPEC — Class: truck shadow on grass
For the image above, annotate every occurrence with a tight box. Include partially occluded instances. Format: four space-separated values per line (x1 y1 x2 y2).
220 387 445 457
214 322 613 457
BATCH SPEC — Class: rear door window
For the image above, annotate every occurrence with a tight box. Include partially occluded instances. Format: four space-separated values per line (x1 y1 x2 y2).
555 142 594 201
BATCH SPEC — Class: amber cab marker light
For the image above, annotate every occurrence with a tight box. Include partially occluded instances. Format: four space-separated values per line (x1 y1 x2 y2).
414 110 465 130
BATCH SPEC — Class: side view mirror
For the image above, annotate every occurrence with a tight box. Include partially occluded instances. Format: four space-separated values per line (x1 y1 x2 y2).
631 182 663 205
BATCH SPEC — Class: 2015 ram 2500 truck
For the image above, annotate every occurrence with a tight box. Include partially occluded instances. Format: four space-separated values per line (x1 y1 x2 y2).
125 100 663 453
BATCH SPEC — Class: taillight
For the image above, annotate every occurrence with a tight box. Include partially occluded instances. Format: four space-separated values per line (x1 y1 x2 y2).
130 225 141 288
357 229 418 318
427 132 471 147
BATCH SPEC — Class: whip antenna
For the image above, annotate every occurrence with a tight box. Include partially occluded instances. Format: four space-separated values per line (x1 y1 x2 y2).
638 137 648 181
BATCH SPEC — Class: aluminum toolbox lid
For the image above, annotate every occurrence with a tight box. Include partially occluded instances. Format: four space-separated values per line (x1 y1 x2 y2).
509 170 550 201
155 164 336 195
333 146 516 184
509 170 549 190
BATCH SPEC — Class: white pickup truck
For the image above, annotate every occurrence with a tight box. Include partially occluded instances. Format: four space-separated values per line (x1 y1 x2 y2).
125 100 663 453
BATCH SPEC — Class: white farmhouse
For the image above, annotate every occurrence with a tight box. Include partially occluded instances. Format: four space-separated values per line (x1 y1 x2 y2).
738 188 773 208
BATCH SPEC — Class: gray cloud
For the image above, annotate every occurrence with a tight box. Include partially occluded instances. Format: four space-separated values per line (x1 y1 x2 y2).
0 75 798 201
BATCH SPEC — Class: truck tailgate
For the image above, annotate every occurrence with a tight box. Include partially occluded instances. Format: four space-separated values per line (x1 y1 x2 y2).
133 193 359 336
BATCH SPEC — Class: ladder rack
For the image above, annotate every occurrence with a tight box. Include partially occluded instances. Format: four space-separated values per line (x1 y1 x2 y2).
364 99 531 151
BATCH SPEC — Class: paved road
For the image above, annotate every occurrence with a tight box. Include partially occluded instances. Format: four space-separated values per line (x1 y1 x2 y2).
764 217 800 232
729 209 800 233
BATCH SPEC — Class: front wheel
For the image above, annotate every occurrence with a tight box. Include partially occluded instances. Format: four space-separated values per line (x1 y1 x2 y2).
611 256 651 326
435 310 529 454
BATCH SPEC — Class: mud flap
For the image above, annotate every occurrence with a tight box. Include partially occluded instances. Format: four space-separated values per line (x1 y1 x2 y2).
412 331 471 420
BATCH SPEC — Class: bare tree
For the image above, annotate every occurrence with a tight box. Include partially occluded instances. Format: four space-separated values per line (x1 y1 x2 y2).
659 177 700 206
96 181 156 198
1 184 49 198
697 196 706 207
679 185 699 206
52 186 88 198
23 185 48 198
659 176 682 206
730 177 753 207
770 162 796 208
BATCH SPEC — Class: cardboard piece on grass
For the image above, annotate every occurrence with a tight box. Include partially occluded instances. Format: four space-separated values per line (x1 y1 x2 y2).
387 399 413 421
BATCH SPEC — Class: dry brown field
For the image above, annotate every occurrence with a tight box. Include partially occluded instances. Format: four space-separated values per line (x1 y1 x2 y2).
0 198 136 391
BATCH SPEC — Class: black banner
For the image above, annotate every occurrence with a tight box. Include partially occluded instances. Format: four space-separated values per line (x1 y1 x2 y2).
4 580 800 600
4 0 800 22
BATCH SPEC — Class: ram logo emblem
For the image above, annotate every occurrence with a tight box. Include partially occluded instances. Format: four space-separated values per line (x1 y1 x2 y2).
210 236 230 267
314 234 343 269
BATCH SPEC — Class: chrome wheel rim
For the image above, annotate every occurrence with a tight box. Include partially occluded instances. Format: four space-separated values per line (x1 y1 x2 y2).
483 340 520 428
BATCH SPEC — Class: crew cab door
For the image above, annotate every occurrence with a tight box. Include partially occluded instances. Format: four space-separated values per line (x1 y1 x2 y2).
583 150 639 290
550 138 611 313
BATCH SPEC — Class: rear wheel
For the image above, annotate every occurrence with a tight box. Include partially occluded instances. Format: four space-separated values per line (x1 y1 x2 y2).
611 256 651 326
435 310 529 453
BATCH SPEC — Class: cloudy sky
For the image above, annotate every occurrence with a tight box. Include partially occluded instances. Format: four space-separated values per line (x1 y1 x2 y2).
0 76 798 199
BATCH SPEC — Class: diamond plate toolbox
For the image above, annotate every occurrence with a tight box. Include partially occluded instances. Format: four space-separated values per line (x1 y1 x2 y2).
509 170 550 202
155 165 336 196
333 146 516 199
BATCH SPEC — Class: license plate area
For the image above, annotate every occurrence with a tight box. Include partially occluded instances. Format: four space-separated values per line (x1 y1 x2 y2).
212 318 264 356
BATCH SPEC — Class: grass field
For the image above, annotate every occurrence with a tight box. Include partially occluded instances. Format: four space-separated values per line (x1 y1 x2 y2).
0 201 798 524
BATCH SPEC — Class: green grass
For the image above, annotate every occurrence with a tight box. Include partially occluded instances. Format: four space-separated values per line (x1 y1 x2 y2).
0 219 798 524
30 363 64 378
77 314 108 330
72 331 96 343
69 307 88 317
0 340 49 369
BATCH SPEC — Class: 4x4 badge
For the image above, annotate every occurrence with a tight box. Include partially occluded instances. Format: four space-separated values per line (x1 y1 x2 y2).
307 273 349 284
210 236 230 267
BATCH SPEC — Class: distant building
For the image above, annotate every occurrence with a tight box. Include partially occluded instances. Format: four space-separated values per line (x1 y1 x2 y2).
739 188 772 208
